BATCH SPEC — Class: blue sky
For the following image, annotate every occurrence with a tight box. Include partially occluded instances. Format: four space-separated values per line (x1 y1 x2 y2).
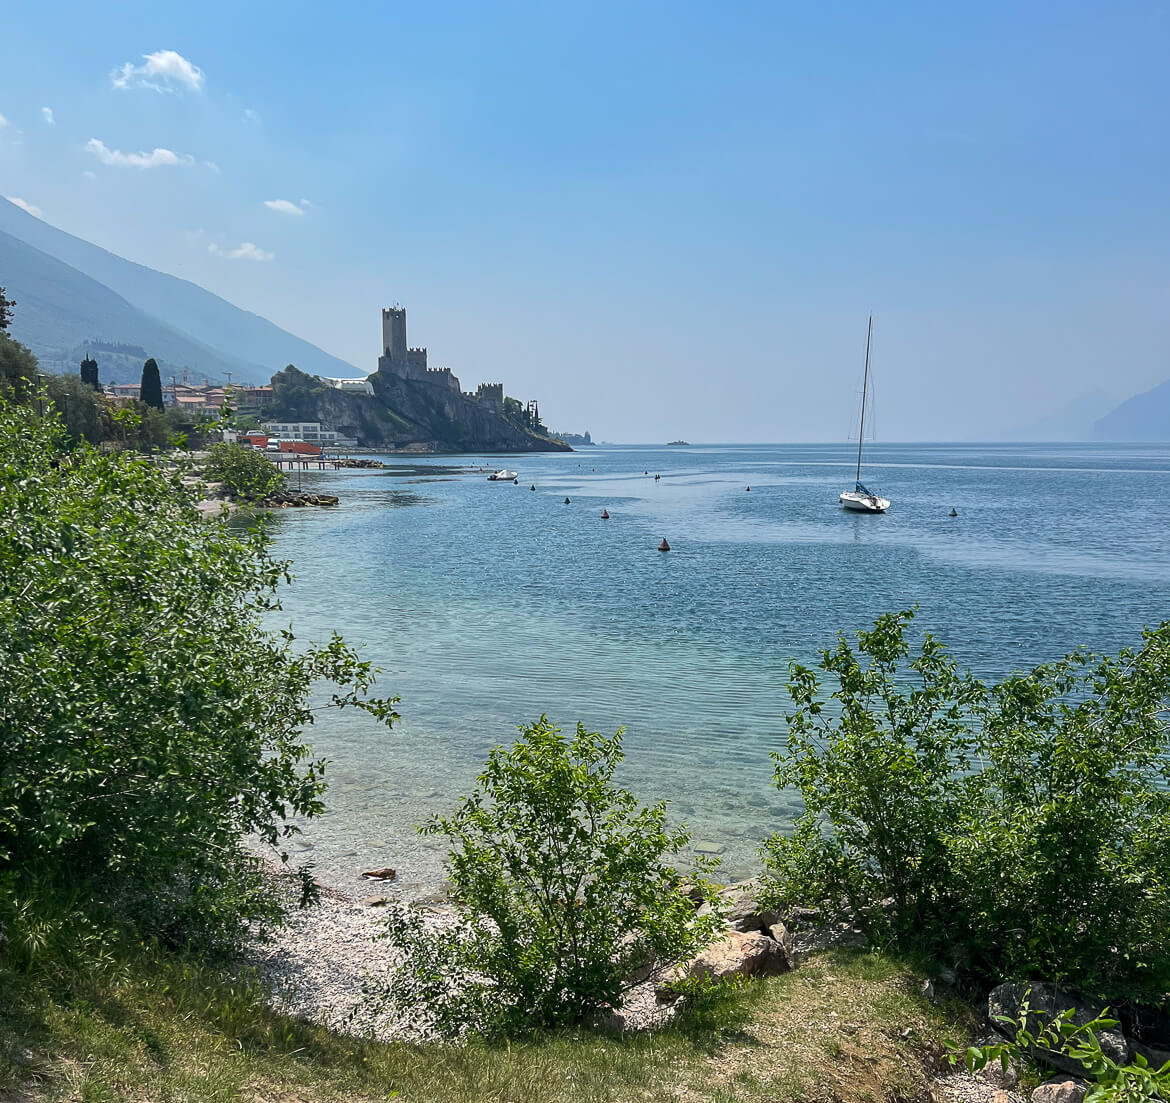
1 0 1167 441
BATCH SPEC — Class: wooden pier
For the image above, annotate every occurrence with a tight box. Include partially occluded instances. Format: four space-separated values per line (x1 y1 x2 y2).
268 456 345 470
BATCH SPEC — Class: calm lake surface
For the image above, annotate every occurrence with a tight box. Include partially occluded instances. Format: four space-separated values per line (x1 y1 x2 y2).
264 442 1170 896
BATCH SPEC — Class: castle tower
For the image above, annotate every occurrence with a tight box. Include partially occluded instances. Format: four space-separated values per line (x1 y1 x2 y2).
381 307 407 360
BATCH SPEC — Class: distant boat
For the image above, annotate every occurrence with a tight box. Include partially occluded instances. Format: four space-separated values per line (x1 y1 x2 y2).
487 469 518 481
839 316 890 514
666 440 690 446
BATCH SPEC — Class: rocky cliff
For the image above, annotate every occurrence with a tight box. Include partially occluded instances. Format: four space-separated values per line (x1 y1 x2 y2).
268 366 570 453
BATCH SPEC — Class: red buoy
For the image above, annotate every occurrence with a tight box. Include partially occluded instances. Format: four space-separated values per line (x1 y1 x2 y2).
658 538 670 552
601 509 610 519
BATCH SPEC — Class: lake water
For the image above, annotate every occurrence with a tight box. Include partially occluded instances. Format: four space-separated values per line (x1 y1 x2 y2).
262 442 1170 896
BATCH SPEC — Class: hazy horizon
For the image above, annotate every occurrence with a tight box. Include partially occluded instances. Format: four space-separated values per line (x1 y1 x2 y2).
1 2 1167 442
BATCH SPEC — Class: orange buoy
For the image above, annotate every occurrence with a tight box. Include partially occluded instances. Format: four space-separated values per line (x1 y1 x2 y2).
601 509 610 519
658 538 670 552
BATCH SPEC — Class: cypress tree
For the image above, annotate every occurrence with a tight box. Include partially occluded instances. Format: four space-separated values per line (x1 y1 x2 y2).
80 354 100 391
140 358 164 410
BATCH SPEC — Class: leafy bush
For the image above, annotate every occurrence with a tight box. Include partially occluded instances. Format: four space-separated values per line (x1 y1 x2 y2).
761 609 1170 999
206 440 286 501
371 717 724 1038
955 993 1170 1103
0 396 397 950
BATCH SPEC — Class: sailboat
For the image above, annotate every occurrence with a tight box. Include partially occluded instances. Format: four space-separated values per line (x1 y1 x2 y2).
839 315 891 514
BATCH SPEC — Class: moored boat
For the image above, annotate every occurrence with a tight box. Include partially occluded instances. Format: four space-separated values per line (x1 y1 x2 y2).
840 316 890 514
487 469 518 481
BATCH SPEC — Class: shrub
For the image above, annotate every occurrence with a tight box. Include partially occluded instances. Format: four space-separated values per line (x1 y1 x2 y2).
0 396 397 951
206 440 286 501
371 716 724 1038
955 994 1170 1103
761 609 1170 1000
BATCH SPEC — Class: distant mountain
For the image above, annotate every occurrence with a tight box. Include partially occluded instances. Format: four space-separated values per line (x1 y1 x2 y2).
985 389 1115 441
0 198 358 383
1094 376 1170 441
0 228 256 382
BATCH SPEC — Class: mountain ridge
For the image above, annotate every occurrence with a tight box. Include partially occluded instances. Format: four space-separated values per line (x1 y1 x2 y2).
0 199 358 383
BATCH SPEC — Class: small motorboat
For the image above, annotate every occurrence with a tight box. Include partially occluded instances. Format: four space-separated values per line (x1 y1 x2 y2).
487 469 518 481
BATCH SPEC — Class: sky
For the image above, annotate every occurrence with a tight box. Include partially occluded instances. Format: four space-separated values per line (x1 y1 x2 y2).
0 0 1167 441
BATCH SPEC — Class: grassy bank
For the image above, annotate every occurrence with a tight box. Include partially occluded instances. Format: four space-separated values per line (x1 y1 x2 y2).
0 936 975 1103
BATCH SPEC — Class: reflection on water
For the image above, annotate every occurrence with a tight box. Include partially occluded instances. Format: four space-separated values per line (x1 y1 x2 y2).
263 443 1170 897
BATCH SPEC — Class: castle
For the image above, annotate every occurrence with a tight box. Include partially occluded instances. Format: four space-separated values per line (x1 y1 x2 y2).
378 305 504 412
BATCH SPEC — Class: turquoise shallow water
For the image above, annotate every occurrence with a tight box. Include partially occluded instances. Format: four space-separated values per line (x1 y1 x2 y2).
262 442 1170 896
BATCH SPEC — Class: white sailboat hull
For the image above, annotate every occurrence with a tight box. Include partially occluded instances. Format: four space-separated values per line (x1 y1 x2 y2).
840 490 890 513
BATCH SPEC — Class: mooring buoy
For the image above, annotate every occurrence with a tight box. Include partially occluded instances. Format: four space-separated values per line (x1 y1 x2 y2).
564 497 571 504
949 507 958 517
530 484 536 491
601 509 610 519
746 486 751 492
658 538 670 552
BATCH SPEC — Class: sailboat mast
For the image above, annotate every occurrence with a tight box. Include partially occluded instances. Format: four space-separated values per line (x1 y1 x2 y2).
855 315 872 485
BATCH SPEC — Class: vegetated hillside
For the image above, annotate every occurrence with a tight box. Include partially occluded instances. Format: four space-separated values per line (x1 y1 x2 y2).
0 228 252 381
1094 375 1170 441
0 198 358 383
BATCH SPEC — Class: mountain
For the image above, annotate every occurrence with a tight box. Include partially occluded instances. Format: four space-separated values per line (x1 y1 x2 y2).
0 228 257 382
1094 376 1170 441
0 198 358 383
985 389 1115 441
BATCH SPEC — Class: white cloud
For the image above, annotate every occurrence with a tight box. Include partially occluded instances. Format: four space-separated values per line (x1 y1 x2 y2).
7 196 43 219
208 241 274 262
111 50 205 94
264 198 305 216
299 198 313 208
242 108 260 125
82 170 97 179
0 114 7 130
41 106 54 125
85 137 195 169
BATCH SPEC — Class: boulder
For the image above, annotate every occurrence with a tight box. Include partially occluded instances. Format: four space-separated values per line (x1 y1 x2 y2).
656 930 790 1000
697 878 782 934
1030 1078 1088 1103
988 982 1128 1075
767 920 795 961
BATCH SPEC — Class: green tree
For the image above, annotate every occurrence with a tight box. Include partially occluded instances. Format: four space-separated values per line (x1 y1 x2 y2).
0 394 397 950
268 364 326 421
0 332 37 401
206 440 286 501
140 357 164 410
0 286 14 333
761 609 1170 1000
373 717 724 1038
79 353 100 391
44 373 103 443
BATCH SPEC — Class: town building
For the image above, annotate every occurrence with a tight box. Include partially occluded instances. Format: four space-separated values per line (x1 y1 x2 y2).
260 420 358 449
325 376 374 395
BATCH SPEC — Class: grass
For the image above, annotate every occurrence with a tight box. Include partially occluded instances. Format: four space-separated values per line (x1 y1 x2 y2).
0 935 978 1103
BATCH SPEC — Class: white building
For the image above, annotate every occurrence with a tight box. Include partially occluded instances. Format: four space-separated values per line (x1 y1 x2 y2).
325 376 374 395
261 421 358 449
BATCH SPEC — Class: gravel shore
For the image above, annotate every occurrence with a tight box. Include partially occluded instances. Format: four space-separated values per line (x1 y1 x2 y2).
245 877 679 1040
245 881 458 1041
